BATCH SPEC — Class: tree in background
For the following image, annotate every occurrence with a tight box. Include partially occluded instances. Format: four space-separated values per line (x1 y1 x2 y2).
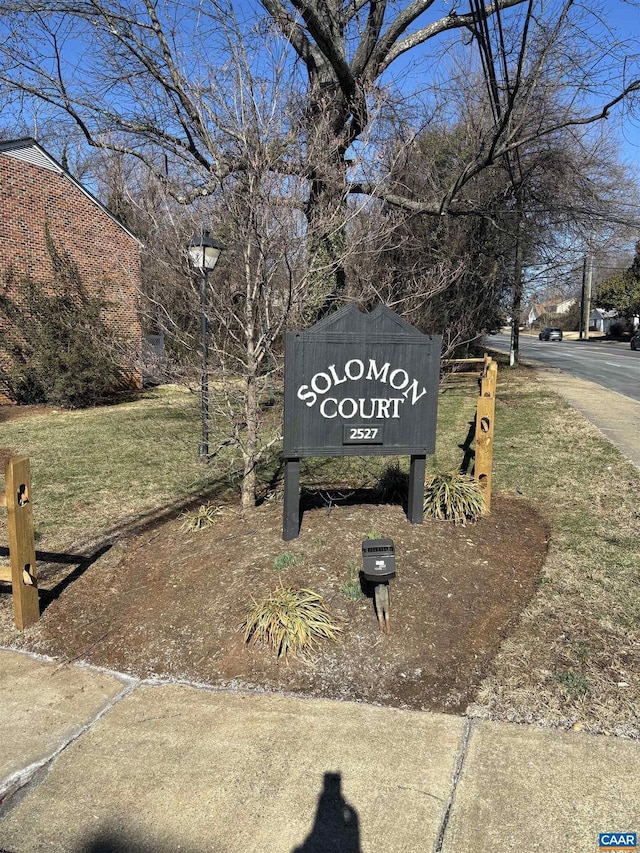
597 242 640 324
350 122 514 354
346 60 638 356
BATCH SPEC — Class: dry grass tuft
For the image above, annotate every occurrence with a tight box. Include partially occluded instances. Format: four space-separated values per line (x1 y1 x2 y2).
180 504 222 532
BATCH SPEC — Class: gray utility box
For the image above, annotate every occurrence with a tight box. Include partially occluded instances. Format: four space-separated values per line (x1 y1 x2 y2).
362 538 396 582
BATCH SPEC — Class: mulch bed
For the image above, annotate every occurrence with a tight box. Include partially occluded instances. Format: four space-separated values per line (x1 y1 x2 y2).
1 495 548 714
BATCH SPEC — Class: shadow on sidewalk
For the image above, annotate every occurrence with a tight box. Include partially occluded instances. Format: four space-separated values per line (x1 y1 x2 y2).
81 834 196 852
292 771 362 853
74 772 361 853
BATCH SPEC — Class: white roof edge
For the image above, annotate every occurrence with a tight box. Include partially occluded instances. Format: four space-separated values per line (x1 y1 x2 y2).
0 137 143 248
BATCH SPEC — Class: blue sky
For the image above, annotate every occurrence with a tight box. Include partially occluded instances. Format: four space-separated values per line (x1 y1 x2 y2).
606 0 640 166
391 0 640 168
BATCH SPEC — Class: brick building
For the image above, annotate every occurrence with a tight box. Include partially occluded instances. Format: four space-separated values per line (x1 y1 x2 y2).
0 137 143 397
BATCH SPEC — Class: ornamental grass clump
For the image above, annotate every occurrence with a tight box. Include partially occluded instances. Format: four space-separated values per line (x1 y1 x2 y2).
423 471 485 525
241 586 341 659
180 504 220 532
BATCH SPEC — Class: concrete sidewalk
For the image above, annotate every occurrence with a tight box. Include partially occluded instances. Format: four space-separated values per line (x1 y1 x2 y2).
1 649 638 853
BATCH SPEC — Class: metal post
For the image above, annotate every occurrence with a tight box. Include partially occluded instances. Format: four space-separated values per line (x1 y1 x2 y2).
407 454 426 524
199 269 210 459
509 209 524 367
283 458 300 540
263 324 274 405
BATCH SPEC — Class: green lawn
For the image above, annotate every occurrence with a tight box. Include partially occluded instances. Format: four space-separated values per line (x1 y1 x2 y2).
471 368 640 737
0 386 236 547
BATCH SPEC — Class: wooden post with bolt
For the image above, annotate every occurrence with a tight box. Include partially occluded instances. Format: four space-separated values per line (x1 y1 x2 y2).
0 457 40 629
474 358 498 511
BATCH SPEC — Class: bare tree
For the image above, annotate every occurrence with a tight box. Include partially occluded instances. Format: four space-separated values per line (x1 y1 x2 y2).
65 25 394 508
344 55 639 356
0 1 637 297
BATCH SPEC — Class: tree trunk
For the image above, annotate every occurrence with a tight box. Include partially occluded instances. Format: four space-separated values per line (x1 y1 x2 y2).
241 370 258 511
304 83 350 321
241 233 259 511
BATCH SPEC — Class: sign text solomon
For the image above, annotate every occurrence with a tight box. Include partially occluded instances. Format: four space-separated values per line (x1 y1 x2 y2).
283 304 441 458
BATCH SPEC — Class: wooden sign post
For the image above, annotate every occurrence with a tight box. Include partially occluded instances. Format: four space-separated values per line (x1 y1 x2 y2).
282 303 442 540
0 457 40 629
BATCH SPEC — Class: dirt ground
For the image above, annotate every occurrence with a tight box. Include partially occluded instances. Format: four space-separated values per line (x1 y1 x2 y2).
0 495 548 714
0 404 53 424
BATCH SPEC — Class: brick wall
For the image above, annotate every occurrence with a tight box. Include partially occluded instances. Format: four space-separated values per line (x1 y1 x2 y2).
0 153 143 397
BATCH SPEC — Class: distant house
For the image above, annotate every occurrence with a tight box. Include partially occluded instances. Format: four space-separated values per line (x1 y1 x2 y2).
526 303 546 326
589 307 619 334
0 137 143 397
527 297 576 327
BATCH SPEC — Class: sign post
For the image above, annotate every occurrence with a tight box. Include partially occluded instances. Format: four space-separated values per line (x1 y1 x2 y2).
282 303 441 540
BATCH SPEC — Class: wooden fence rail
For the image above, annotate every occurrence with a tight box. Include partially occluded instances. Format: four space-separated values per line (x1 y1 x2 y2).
0 457 40 629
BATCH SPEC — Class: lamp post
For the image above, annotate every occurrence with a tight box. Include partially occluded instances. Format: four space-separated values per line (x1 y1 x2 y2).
187 230 224 459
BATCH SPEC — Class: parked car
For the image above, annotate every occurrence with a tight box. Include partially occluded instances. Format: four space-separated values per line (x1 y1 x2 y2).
631 332 640 350
539 327 563 341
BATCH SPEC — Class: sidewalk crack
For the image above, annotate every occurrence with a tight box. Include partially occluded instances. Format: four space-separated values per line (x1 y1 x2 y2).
434 717 474 853
0 677 139 818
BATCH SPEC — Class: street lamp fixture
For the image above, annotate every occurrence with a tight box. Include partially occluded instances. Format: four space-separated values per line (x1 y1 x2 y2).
188 230 224 273
187 230 225 459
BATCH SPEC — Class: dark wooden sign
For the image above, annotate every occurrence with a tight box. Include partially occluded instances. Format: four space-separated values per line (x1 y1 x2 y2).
283 303 442 539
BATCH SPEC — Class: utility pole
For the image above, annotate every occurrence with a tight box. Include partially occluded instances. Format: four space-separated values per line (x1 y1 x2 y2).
509 209 525 367
580 250 594 340
579 256 587 339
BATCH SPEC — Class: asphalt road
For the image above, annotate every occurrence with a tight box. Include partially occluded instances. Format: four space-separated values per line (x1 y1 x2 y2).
486 333 640 403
